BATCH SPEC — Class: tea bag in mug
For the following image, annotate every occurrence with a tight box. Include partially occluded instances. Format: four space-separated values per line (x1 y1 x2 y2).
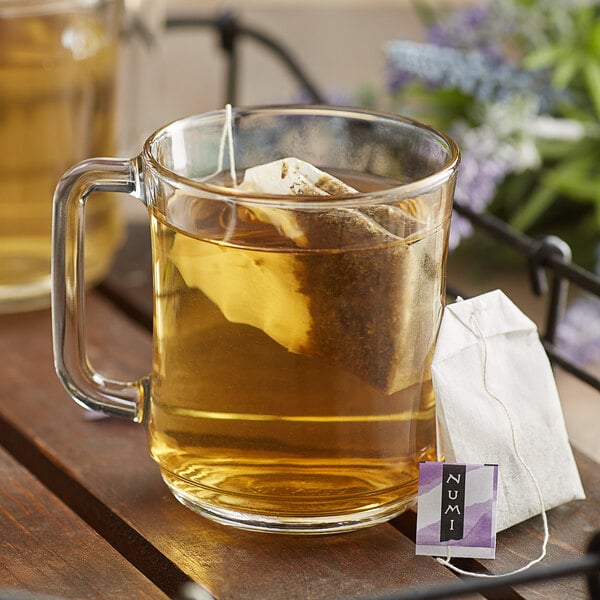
432 289 585 533
168 108 446 394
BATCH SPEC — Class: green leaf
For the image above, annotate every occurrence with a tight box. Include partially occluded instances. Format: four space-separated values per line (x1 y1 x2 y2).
412 0 438 27
510 181 558 230
535 138 580 161
543 155 599 201
595 194 600 230
523 44 568 70
589 19 600 55
492 171 538 217
554 176 600 203
553 54 583 89
584 61 600 119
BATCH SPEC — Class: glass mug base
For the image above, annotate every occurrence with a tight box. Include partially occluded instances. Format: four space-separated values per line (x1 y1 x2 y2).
0 280 52 314
160 466 417 534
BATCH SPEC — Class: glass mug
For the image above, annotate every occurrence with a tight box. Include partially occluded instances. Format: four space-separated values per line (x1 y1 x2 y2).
0 0 124 313
52 105 460 534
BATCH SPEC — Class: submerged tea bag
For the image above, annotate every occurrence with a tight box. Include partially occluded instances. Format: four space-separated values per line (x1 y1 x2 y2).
169 156 445 394
432 290 585 532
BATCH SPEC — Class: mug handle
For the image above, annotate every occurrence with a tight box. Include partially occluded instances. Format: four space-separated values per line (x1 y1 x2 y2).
52 157 149 422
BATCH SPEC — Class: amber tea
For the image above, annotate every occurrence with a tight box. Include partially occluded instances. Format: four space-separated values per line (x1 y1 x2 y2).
147 170 450 529
0 1 123 312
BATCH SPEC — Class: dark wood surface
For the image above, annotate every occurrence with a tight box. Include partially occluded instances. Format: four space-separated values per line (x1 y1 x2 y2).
0 223 597 600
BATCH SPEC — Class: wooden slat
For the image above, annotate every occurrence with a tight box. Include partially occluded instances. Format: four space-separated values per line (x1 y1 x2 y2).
0 303 484 600
0 443 168 599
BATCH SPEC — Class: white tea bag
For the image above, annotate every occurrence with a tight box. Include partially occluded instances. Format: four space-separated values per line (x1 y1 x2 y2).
432 289 585 532
238 157 357 197
234 157 358 247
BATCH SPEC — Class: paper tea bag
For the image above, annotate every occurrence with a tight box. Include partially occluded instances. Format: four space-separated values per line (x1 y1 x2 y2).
168 157 444 394
239 157 358 196
432 289 585 532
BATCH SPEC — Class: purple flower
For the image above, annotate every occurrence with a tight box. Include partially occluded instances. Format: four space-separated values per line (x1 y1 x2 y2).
385 41 541 104
386 64 414 93
426 3 504 63
557 247 600 366
448 213 474 251
557 293 600 366
448 125 517 250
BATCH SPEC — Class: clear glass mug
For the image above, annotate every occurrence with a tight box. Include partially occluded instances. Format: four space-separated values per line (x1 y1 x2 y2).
52 105 460 534
0 0 127 313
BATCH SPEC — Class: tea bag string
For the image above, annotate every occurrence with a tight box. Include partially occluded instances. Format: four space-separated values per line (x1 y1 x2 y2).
194 104 238 242
436 310 550 578
197 103 237 186
224 103 237 186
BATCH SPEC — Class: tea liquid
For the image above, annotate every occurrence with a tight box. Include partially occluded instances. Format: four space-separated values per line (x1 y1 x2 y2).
0 5 123 311
147 171 449 531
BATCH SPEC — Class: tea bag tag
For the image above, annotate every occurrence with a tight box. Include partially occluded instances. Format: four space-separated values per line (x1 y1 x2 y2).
429 289 586 576
416 462 499 559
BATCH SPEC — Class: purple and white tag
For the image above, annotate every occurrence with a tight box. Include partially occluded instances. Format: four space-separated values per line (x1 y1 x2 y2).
415 462 499 559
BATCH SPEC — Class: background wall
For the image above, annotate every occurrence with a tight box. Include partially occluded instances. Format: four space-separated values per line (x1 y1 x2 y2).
128 0 477 137
160 4 422 118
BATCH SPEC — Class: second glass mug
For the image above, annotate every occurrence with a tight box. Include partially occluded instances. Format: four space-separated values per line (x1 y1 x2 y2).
52 105 460 534
0 0 124 313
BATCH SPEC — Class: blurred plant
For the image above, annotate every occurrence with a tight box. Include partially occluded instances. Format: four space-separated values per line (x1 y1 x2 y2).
386 0 600 257
385 0 600 365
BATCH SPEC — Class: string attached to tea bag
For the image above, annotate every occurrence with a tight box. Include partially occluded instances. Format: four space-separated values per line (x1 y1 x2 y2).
198 103 237 185
436 307 550 578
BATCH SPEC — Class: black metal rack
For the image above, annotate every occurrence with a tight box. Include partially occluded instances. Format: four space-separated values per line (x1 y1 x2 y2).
162 12 600 599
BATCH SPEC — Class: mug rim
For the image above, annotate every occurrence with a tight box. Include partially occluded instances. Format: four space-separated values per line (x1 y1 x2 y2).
142 104 461 208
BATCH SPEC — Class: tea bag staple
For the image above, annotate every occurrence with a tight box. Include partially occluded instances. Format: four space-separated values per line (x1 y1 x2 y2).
170 150 443 394
432 289 585 533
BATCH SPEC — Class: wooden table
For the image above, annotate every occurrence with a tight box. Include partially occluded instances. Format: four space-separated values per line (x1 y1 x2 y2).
0 224 598 600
